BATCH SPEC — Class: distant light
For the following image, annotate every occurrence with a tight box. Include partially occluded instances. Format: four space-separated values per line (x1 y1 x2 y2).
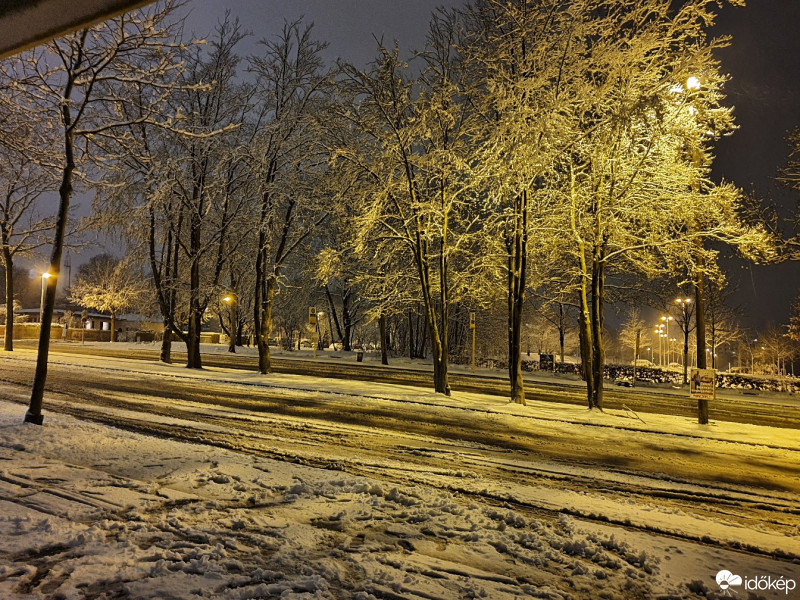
223 296 232 303
686 76 701 90
42 272 51 279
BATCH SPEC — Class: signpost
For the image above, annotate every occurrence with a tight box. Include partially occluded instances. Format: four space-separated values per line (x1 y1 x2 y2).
81 310 88 345
689 368 716 403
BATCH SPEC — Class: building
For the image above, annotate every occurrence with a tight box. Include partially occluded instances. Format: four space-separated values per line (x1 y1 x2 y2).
0 1 154 59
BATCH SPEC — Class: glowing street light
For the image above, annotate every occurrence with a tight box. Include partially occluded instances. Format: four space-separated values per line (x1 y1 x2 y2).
39 272 51 325
313 310 323 358
222 294 236 353
660 315 673 365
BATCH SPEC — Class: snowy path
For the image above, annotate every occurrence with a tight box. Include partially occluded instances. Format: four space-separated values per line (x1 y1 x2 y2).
0 349 799 599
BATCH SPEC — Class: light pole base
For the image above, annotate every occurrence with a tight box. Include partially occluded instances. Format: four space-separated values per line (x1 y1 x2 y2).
23 411 44 425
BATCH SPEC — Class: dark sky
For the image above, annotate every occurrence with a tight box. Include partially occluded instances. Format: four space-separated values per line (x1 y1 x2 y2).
185 0 465 65
712 0 800 330
185 0 800 332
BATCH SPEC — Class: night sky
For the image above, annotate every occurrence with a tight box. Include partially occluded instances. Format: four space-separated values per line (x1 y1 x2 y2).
712 0 800 330
183 0 800 331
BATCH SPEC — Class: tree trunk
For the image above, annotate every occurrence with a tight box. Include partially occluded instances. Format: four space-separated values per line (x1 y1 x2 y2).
27 111 75 424
695 243 708 424
186 302 202 369
185 247 203 369
160 320 172 363
110 311 117 342
324 285 343 350
408 311 414 359
507 189 528 406
2 247 13 352
558 304 566 365
571 165 594 409
431 330 449 395
421 285 448 394
590 243 606 410
682 328 689 385
437 183 451 395
257 276 275 374
342 289 353 352
379 313 388 365
148 196 181 365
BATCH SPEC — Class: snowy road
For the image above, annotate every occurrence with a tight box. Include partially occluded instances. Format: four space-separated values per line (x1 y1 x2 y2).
12 341 800 429
1 349 799 598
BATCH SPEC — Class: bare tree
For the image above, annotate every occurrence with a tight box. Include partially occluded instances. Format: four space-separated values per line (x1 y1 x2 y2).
0 95 56 351
94 14 253 367
674 294 696 383
704 279 742 370
246 19 332 374
12 1 186 424
619 307 647 385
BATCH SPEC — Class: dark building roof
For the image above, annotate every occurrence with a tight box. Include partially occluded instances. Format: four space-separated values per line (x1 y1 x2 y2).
0 0 153 59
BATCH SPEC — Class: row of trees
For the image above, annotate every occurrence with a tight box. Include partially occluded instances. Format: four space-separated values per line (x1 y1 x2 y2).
0 0 784 424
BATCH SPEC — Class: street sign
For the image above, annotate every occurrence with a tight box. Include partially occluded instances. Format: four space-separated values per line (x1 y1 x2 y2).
689 368 716 400
308 307 317 326
469 312 475 329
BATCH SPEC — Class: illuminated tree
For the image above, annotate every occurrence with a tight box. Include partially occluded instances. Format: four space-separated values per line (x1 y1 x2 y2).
779 127 800 194
334 15 499 396
69 254 148 342
461 0 590 405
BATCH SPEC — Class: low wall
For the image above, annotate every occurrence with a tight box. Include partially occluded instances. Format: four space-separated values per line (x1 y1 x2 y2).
0 324 63 340
0 324 111 342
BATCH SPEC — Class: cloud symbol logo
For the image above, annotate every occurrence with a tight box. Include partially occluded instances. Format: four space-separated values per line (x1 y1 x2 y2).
716 570 743 590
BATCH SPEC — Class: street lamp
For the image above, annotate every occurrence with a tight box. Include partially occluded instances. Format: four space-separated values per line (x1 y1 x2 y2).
222 294 236 353
654 327 662 365
675 297 693 382
660 315 673 363
679 74 711 423
40 272 51 325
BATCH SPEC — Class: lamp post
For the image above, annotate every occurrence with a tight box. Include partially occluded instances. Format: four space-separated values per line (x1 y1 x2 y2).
660 315 673 364
39 272 51 325
653 328 660 365
222 295 236 353
686 75 710 423
675 297 693 383
654 325 665 365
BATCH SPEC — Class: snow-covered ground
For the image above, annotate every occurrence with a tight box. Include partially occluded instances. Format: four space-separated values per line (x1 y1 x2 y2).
0 349 799 599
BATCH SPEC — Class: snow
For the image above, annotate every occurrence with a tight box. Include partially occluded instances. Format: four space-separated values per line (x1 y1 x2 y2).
1 348 799 599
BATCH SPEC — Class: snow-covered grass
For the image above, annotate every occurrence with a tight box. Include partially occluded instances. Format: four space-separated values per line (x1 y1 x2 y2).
1 349 799 599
